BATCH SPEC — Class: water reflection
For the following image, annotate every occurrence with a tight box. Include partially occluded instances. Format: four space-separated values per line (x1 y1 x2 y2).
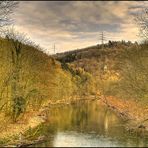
35 100 148 147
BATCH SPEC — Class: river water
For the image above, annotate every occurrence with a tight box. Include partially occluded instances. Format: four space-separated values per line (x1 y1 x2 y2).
34 100 148 147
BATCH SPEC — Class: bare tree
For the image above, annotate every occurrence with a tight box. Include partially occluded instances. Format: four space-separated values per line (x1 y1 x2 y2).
115 8 148 103
135 8 148 40
5 27 30 121
0 1 19 28
4 27 44 121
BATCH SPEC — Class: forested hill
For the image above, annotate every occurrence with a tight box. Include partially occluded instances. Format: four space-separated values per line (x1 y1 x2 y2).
54 41 138 77
0 37 95 122
54 40 148 102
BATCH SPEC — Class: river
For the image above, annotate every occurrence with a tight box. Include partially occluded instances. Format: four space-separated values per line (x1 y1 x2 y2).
33 100 148 147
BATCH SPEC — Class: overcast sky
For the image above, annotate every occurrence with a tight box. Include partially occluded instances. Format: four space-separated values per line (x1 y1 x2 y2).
13 1 148 54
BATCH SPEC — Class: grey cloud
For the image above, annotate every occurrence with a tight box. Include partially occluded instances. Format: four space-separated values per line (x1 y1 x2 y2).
14 1 124 33
12 1 148 52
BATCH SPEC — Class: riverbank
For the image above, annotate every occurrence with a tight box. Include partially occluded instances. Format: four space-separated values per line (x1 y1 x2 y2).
0 110 46 146
100 95 148 136
0 94 148 146
0 95 98 146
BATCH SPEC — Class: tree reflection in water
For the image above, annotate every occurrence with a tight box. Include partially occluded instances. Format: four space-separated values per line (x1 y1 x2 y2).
34 100 148 147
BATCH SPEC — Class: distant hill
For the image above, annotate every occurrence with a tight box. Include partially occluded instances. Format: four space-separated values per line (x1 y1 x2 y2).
55 41 138 78
54 40 148 102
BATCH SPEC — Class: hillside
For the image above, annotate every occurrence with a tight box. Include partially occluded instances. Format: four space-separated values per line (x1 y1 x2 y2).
55 40 148 99
0 37 96 141
55 41 148 134
55 41 137 79
0 37 148 143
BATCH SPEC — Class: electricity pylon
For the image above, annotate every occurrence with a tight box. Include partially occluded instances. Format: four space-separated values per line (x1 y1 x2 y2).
99 31 107 48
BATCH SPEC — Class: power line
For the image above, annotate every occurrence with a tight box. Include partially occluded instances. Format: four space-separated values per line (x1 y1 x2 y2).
98 31 122 45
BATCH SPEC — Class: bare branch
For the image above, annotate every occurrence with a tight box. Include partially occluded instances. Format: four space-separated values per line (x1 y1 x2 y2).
0 1 19 27
135 8 148 40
